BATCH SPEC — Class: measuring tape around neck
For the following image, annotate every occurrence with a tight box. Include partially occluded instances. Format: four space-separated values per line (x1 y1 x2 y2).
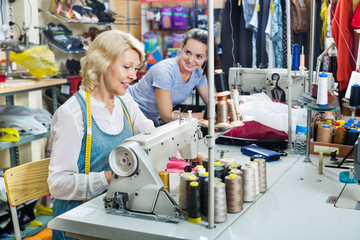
85 90 92 175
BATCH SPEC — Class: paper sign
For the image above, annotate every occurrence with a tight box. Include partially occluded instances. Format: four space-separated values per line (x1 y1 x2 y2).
345 71 360 99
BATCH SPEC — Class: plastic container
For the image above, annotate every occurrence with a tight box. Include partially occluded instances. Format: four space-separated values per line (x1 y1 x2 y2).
294 113 307 156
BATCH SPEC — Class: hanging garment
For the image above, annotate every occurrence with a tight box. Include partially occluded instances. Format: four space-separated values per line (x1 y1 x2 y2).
256 0 271 68
331 0 355 92
271 0 283 68
250 0 260 68
320 0 328 50
221 0 253 77
265 2 275 69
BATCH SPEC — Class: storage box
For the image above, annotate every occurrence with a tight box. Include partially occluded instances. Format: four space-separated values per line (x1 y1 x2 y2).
310 139 354 159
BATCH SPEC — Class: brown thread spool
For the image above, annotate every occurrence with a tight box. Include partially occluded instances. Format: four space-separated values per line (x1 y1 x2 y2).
179 172 194 209
227 99 238 122
313 121 324 142
225 174 243 213
254 158 267 193
158 171 170 192
316 125 333 143
216 100 229 125
333 127 346 144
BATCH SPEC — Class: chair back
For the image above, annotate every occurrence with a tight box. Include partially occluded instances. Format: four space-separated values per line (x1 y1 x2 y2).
4 158 50 207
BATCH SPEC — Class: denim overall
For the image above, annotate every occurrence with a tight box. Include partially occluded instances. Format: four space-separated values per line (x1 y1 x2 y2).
52 92 133 240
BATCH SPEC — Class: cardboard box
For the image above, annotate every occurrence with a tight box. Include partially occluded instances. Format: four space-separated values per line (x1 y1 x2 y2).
310 140 354 159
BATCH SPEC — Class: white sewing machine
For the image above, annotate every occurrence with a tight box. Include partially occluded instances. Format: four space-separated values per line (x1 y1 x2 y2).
228 67 335 104
103 116 201 223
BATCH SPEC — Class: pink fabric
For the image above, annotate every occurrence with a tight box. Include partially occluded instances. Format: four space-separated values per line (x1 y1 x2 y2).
166 158 196 173
223 120 288 140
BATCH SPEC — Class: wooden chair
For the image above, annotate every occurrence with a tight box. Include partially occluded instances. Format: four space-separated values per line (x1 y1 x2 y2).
4 158 50 240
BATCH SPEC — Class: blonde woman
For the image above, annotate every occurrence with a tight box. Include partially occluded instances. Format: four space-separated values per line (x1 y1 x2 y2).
48 30 154 240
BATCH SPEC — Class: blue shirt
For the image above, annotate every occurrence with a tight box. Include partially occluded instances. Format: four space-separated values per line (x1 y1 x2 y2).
128 57 207 121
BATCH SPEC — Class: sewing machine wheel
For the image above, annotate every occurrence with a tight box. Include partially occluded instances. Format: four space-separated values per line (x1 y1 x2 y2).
109 146 138 177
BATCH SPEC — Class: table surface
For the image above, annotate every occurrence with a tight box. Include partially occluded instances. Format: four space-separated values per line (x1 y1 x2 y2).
48 143 360 240
0 78 67 95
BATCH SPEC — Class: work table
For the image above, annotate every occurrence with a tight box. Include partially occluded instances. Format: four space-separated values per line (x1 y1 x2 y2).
48 143 360 240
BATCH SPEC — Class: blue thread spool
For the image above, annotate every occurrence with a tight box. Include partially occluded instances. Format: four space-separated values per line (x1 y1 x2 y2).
291 44 300 71
345 128 359 145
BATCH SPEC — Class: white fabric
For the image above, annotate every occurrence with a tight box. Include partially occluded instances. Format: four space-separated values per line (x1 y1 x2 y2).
238 92 307 139
48 88 155 200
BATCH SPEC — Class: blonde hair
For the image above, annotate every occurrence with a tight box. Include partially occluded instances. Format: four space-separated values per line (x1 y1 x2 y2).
80 30 145 91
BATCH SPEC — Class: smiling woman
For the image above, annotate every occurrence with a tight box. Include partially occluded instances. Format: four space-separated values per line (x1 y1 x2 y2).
128 28 221 126
47 30 155 240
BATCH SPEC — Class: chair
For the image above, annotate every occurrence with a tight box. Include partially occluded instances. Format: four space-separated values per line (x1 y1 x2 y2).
4 158 50 240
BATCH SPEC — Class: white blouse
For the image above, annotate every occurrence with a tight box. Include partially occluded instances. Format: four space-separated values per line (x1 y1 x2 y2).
48 88 155 201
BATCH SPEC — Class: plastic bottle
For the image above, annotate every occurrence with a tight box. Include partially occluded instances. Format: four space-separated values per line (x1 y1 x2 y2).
294 112 307 156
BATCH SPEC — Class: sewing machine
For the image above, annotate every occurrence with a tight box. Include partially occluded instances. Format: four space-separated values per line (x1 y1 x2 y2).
103 116 201 222
228 67 335 104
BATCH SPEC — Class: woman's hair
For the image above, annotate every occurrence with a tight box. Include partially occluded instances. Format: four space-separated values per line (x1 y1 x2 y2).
80 30 145 91
182 28 222 77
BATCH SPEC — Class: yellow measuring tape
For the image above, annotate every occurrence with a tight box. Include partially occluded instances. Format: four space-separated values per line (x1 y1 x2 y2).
85 91 92 175
84 91 133 175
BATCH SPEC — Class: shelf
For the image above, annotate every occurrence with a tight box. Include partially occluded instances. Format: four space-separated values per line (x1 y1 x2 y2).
47 42 86 54
0 131 50 151
39 9 140 26
0 78 68 97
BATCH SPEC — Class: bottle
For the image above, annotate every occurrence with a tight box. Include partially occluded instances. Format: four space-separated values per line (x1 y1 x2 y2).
294 112 307 156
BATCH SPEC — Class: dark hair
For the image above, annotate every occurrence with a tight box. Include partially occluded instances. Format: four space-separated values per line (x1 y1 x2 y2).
182 28 222 77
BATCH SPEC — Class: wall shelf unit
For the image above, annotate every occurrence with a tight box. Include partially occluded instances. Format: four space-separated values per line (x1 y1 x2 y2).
0 78 68 167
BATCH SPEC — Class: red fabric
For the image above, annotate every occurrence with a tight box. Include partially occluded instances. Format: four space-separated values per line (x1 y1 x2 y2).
166 158 196 173
331 0 355 91
223 120 288 140
351 2 360 28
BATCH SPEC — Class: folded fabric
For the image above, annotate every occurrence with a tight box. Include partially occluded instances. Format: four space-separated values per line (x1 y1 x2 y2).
166 158 196 174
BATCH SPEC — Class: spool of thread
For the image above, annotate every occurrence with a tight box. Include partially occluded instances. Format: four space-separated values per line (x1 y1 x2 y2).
313 121 324 141
179 172 194 209
241 166 256 202
229 169 244 199
198 172 208 214
214 70 229 92
291 44 300 71
187 182 202 223
158 171 170 191
344 122 353 130
311 83 318 98
214 166 226 182
299 46 306 74
316 73 328 107
337 120 346 126
228 162 242 171
333 127 346 144
316 125 333 143
225 174 243 213
254 158 267 193
227 99 239 123
203 177 222 216
220 158 236 171
195 165 205 177
186 175 199 209
350 84 360 107
214 182 227 223
245 161 260 195
231 89 240 111
216 101 228 124
203 158 209 172
345 128 359 145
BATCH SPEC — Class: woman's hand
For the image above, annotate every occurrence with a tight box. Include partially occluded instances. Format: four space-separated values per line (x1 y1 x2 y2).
105 170 112 184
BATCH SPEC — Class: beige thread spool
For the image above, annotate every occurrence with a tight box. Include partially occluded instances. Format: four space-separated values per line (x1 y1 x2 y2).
216 100 229 125
214 182 227 223
179 172 194 209
158 171 169 191
316 125 333 143
333 127 346 144
254 158 267 193
225 174 243 213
